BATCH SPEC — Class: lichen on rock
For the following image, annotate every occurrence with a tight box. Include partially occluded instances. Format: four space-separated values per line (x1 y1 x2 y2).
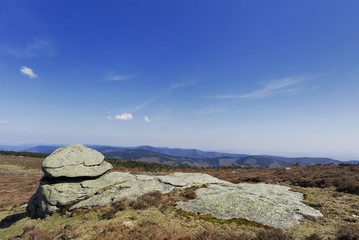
176 183 323 229
157 172 229 187
41 144 112 178
27 172 130 218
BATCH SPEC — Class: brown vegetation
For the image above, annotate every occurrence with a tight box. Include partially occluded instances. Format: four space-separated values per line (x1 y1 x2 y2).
101 198 127 220
130 191 163 210
0 173 41 210
337 224 359 240
209 164 359 195
17 223 54 240
0 155 43 173
255 229 294 240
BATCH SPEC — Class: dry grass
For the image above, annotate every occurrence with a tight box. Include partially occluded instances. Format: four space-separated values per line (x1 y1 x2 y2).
0 155 43 173
0 173 41 210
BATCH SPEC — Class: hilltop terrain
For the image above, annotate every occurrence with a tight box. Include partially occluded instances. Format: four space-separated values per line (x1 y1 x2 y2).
0 150 358 239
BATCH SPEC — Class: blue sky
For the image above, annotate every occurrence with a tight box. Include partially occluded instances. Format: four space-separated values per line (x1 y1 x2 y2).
0 1 358 160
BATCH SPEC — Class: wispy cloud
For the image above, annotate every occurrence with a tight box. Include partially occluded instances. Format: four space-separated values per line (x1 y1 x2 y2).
128 98 157 113
106 73 135 81
20 66 38 78
0 120 8 124
107 79 197 121
169 79 198 92
4 38 55 58
193 107 227 115
214 75 317 100
114 113 133 120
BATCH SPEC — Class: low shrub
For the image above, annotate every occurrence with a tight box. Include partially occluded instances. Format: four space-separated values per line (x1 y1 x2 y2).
306 233 322 240
19 223 55 240
130 191 163 209
101 198 127 220
196 228 252 240
181 188 197 200
336 179 359 195
210 165 359 195
58 224 83 239
255 228 294 240
337 224 359 240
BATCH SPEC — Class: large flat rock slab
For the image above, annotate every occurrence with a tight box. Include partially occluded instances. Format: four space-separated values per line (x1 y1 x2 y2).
176 183 323 229
42 144 112 178
70 173 224 210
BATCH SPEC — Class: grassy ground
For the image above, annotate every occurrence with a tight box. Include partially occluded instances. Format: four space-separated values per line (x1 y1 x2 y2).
0 155 358 239
0 155 43 174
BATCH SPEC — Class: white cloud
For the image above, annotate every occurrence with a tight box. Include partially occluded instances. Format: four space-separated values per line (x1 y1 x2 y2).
107 116 112 120
114 113 133 120
144 116 150 123
20 66 38 78
0 120 8 124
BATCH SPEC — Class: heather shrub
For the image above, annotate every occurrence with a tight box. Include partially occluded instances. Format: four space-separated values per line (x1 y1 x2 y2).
255 228 294 240
196 228 252 240
58 224 83 239
182 188 197 200
210 165 359 195
20 223 55 240
336 179 359 195
306 233 322 240
101 198 127 219
337 224 359 240
130 191 163 209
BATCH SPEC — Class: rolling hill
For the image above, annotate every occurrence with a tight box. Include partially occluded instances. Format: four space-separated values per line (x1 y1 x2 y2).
0 144 342 168
101 149 341 168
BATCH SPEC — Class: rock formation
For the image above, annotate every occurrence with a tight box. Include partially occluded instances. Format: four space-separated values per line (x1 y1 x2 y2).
27 144 323 229
41 144 112 178
27 145 225 218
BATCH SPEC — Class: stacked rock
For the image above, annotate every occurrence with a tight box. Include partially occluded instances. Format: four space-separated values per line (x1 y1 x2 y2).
26 144 227 219
27 144 115 218
41 144 112 178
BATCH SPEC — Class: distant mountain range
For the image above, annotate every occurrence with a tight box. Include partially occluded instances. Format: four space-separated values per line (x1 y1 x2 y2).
0 144 353 168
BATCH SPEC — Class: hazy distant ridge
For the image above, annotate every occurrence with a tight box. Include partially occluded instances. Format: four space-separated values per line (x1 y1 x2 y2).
0 144 345 168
